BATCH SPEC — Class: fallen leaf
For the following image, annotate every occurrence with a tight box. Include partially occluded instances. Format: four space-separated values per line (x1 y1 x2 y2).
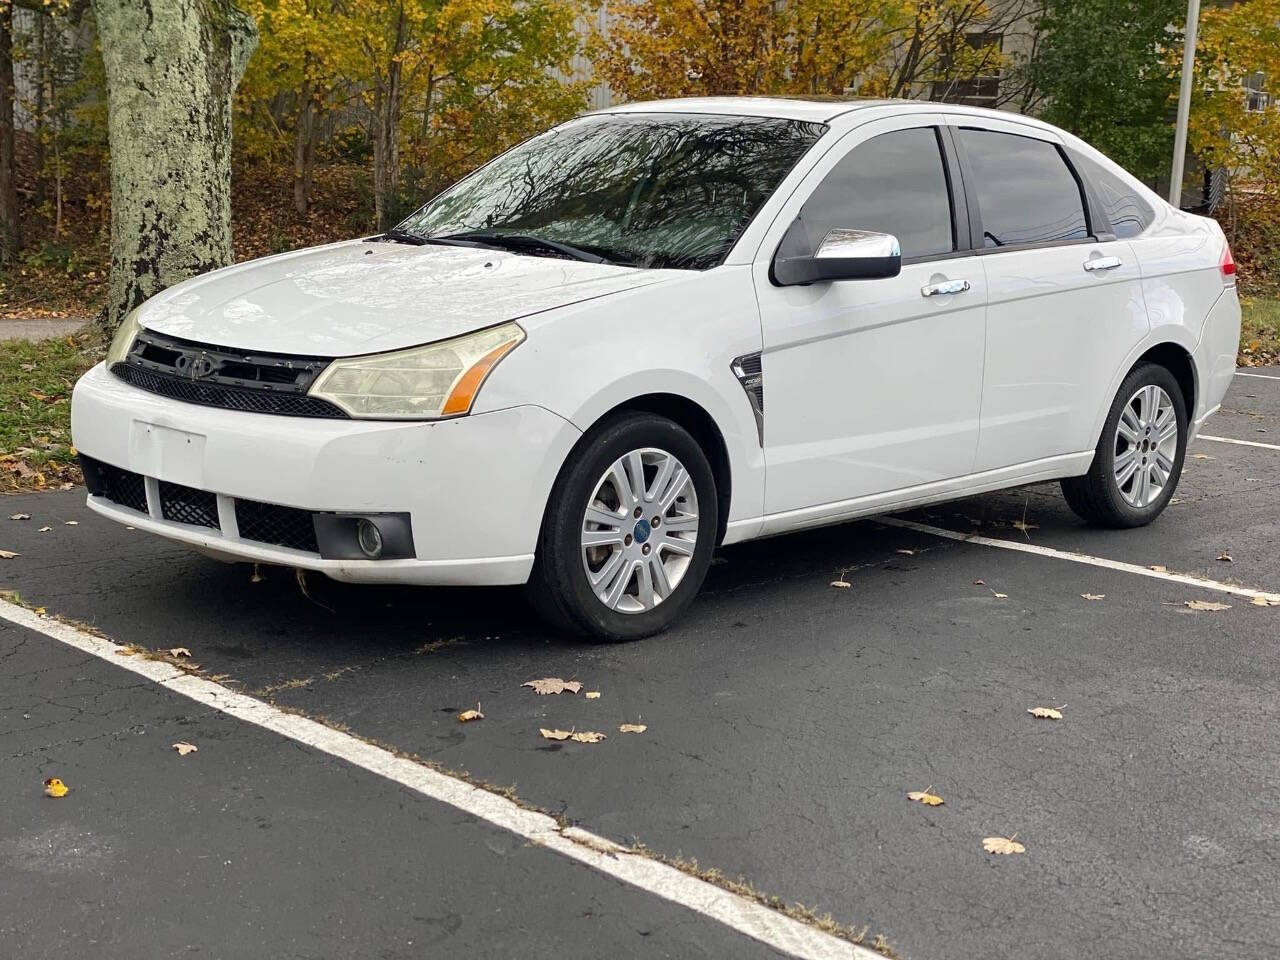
0 550 18 559
457 704 484 723
1191 453 1214 460
1250 596 1280 607
250 564 266 584
64 520 78 526
895 548 917 556
992 592 1008 599
829 580 852 588
983 834 1025 855
1081 593 1105 601
172 742 198 756
907 786 945 806
1027 706 1064 720
114 644 142 657
585 691 601 700
1185 599 1231 612
1216 552 1233 563
43 777 69 798
9 513 30 520
38 526 51 532
1149 564 1167 572
168 647 192 658
973 579 985 585
523 677 583 696
619 723 647 734
1012 520 1038 534
540 728 606 743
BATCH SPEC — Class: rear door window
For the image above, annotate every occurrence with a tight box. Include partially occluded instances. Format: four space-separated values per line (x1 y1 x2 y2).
958 128 1090 248
1070 152 1154 238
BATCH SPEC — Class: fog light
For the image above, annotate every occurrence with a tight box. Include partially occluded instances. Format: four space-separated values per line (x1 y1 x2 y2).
356 519 384 559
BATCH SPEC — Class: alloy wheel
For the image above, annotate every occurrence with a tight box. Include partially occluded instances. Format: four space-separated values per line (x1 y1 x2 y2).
1113 384 1178 508
580 447 700 613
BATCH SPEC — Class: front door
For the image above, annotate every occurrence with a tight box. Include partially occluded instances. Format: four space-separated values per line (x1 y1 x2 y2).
753 117 988 522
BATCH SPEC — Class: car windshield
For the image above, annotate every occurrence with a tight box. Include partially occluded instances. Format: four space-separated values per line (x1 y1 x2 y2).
397 113 828 270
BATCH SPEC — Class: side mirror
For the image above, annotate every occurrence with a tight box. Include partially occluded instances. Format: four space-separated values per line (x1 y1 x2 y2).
772 229 902 286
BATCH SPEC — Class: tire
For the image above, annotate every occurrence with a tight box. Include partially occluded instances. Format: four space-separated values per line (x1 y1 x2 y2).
527 412 718 641
1061 362 1188 528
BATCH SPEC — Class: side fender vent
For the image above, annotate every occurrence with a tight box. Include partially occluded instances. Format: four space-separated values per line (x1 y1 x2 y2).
731 353 765 446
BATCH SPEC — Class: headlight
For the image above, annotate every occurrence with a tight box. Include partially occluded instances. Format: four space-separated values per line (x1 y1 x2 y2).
308 322 525 419
105 309 142 368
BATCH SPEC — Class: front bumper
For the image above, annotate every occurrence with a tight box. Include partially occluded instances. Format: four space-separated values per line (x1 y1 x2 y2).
70 363 582 585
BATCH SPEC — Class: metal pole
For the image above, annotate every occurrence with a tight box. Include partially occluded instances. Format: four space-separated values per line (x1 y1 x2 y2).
1169 0 1201 206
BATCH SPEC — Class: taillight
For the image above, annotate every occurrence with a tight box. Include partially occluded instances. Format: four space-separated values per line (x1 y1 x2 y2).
1221 242 1236 282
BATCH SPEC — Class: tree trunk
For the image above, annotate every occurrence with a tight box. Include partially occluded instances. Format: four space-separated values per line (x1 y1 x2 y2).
0 2 19 265
91 0 257 330
293 75 315 217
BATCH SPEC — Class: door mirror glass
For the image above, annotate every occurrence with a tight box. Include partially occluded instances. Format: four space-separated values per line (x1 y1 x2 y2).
773 228 902 286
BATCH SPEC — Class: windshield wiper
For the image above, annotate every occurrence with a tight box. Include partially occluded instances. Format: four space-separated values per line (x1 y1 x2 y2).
438 231 613 265
375 228 481 249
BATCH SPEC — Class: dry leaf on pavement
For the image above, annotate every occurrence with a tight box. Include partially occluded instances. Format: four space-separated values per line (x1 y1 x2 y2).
830 580 852 588
64 521 78 526
1027 706 1064 720
1012 520 1038 534
43 777 69 798
1149 564 1168 572
457 704 484 723
907 787 945 806
619 723 647 734
983 834 1025 855
172 742 198 756
38 526 51 532
0 550 18 559
1185 599 1231 612
585 691 601 700
1250 596 1280 607
523 677 583 695
9 513 30 520
1216 552 1234 563
168 647 192 658
539 728 606 743
992 591 1008 599
1081 594 1105 601
1191 453 1214 460
895 549 917 556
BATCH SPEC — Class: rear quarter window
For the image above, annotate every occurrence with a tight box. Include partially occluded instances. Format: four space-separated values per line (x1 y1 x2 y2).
1070 152 1155 239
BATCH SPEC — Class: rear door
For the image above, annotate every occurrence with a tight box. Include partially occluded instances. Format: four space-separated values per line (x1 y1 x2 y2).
949 120 1149 472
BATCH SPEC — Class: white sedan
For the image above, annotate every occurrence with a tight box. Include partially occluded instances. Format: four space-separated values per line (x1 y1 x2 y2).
72 97 1241 640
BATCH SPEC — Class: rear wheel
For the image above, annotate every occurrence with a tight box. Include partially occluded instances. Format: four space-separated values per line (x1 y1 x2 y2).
1061 362 1187 528
527 412 717 641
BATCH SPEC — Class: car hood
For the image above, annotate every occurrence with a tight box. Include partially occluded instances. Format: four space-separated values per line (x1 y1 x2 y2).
136 240 668 356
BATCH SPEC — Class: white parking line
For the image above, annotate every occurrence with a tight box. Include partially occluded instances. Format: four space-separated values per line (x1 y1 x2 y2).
1236 372 1280 381
880 517 1280 604
1198 434 1280 452
0 598 874 960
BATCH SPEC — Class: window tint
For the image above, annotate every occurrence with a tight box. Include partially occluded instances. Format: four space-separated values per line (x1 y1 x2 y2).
958 129 1089 248
1071 152 1154 239
792 127 954 260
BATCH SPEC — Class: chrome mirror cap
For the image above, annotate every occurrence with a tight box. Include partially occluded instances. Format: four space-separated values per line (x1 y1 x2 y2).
814 229 901 261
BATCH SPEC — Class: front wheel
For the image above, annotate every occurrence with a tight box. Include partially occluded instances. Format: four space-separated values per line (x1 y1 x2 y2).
1061 362 1187 528
527 412 717 641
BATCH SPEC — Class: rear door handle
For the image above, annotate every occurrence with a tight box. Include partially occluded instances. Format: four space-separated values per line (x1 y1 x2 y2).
921 279 971 297
1083 256 1123 272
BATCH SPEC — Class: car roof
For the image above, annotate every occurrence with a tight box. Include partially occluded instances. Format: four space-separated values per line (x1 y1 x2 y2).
592 97 1063 132
593 96 907 123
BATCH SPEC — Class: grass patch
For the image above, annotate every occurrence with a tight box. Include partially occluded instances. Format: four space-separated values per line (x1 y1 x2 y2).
1240 296 1280 367
0 330 105 492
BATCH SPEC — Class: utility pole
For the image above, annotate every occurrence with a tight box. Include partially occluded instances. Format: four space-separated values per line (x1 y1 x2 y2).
1169 0 1201 206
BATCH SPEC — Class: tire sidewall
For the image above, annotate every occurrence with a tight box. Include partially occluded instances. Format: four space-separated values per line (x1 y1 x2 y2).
543 414 717 641
1096 363 1188 525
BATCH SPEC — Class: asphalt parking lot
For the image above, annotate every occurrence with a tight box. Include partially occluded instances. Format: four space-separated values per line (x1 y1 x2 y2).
3 367 1279 960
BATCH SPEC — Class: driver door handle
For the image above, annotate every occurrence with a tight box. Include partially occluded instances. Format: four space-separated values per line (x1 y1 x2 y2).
921 278 971 297
1083 255 1123 272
